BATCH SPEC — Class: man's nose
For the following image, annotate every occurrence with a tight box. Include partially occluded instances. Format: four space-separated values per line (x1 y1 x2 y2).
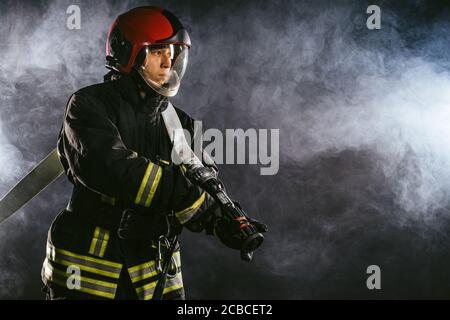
161 54 171 68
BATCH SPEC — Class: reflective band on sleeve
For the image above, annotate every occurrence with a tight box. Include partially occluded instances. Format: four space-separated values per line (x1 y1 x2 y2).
135 162 163 207
43 258 117 299
47 242 122 279
127 251 181 284
88 227 110 258
135 270 184 300
175 192 206 225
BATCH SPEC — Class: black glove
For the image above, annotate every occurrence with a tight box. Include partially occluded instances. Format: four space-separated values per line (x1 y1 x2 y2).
213 216 268 249
247 217 269 233
213 217 243 250
213 200 268 249
232 201 268 233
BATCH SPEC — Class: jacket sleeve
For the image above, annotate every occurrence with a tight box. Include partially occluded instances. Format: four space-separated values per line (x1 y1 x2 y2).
61 92 163 207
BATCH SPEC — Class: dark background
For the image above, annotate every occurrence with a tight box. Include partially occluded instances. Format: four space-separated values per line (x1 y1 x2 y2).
1 0 450 299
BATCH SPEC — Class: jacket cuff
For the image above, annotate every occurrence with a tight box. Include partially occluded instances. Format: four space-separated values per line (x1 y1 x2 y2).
134 162 162 207
175 191 206 225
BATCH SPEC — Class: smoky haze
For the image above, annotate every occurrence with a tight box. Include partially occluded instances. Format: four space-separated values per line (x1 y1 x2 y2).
1 0 450 299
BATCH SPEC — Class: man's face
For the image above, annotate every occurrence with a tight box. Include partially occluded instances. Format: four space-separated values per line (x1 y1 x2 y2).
140 45 173 85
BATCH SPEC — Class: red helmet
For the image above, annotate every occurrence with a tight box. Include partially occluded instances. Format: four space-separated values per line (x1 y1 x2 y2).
106 6 191 96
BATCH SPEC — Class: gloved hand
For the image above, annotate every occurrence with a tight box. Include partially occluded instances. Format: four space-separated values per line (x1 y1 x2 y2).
213 216 268 250
232 201 268 233
246 217 269 233
213 217 243 250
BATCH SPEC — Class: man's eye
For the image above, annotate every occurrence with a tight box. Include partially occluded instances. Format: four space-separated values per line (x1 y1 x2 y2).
151 50 162 56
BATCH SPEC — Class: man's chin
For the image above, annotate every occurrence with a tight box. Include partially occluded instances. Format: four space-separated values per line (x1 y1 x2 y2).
145 77 167 87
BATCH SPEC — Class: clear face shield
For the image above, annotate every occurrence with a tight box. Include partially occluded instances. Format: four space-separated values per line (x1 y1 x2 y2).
137 44 189 97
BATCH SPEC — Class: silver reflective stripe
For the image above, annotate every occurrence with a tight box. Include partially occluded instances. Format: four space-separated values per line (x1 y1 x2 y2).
93 230 103 256
137 271 184 300
50 269 116 295
49 250 120 274
128 261 157 283
134 162 162 207
139 164 160 206
137 282 157 299
128 251 181 283
175 192 206 225
173 250 181 267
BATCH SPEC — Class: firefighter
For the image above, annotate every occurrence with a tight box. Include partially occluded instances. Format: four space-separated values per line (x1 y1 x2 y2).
41 6 266 300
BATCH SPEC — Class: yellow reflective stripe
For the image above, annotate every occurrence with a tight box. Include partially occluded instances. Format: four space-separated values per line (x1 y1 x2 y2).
50 278 115 299
88 227 100 256
128 251 181 285
52 257 120 279
174 251 181 268
132 270 158 283
48 279 115 299
128 260 158 283
136 280 157 294
128 251 180 274
128 260 156 274
46 243 122 279
99 231 110 258
75 284 115 299
135 163 154 205
88 227 111 258
160 159 170 165
167 251 181 268
176 192 206 217
140 272 184 300
175 192 206 224
49 266 117 289
163 283 184 295
56 271 116 289
144 166 162 207
50 245 122 268
135 162 163 207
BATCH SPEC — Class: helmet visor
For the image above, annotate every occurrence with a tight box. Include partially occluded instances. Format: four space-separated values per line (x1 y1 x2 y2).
138 44 188 97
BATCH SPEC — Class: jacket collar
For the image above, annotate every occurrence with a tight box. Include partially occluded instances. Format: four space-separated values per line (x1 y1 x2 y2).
112 72 168 115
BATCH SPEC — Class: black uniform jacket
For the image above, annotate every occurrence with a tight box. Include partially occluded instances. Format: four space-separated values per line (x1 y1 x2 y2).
42 73 216 300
